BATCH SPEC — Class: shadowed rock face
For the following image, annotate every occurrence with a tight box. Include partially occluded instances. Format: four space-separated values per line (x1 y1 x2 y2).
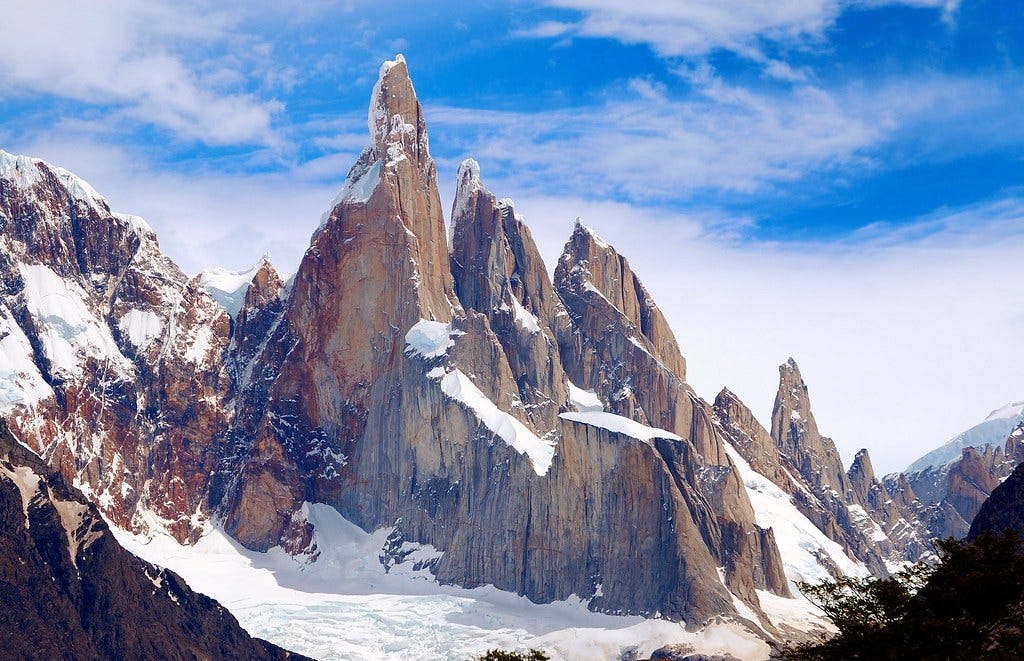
969 420 1024 539
0 150 231 544
894 425 1024 540
0 421 307 661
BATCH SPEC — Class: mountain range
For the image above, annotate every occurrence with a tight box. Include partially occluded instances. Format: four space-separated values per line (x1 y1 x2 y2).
0 56 1020 659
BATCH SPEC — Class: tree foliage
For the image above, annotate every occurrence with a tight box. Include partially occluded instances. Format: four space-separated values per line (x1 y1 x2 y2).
780 530 1024 660
473 648 550 661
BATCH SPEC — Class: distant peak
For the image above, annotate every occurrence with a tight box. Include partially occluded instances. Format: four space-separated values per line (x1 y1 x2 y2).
784 357 800 372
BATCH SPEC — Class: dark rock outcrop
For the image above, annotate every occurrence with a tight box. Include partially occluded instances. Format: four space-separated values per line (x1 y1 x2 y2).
0 420 306 660
968 420 1024 539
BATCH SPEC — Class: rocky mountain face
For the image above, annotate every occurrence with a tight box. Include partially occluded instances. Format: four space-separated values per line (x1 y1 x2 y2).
714 359 931 575
0 420 306 660
968 419 1024 539
0 55 986 637
212 56 792 625
890 408 1024 540
0 149 231 544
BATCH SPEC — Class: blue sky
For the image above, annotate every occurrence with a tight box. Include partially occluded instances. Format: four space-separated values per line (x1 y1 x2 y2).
1 0 1022 472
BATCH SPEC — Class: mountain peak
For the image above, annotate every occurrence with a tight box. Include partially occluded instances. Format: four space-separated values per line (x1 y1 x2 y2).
367 54 429 168
570 217 612 251
849 447 876 486
0 148 109 213
451 158 484 236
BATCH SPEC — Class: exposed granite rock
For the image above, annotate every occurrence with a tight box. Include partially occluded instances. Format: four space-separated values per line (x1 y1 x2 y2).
215 59 790 624
0 420 307 660
553 222 789 606
449 158 569 433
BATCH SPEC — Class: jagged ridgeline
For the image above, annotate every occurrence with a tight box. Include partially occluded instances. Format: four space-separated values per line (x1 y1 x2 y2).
0 55 984 633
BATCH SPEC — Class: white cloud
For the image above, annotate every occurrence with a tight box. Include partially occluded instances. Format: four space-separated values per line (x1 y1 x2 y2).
525 0 959 58
0 0 282 145
427 70 1024 206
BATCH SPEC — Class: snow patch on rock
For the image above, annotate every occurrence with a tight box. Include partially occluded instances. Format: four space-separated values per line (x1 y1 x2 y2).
567 380 604 413
0 463 41 526
404 320 464 359
511 297 541 334
436 368 555 476
118 309 163 350
560 411 681 443
19 263 130 379
0 304 54 411
200 264 260 319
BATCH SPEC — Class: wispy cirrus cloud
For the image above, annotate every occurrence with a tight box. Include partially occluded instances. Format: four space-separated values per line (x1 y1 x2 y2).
424 69 1023 212
520 0 959 58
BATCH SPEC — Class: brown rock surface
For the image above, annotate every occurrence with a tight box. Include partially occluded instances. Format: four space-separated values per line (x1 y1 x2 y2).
217 58 791 623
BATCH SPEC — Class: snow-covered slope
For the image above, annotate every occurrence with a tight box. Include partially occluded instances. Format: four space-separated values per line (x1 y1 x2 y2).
907 402 1024 473
723 442 869 587
113 504 782 661
200 261 264 319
